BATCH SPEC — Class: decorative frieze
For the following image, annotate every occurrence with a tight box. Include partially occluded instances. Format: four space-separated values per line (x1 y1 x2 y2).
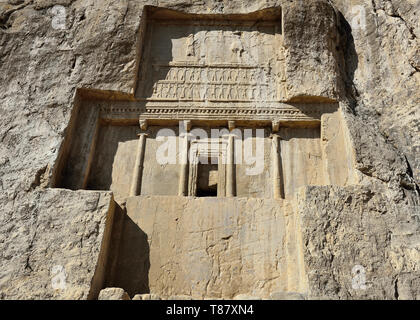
99 102 337 123
142 64 278 102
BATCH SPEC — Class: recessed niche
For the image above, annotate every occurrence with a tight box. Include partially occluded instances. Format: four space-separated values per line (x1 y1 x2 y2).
52 6 353 203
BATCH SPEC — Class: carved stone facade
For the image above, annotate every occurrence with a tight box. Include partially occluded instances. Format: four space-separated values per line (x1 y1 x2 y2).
51 6 357 299
1 0 418 301
136 10 284 102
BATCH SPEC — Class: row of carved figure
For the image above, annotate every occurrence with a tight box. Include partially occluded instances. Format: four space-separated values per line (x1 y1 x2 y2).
149 82 278 101
155 66 272 84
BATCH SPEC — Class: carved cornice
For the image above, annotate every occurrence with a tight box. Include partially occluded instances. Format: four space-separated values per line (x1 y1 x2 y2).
99 101 337 123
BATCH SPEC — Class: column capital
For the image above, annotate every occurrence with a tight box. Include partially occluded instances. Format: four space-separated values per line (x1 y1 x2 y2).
182 120 192 132
139 119 148 131
272 120 280 133
228 120 236 131
180 131 193 139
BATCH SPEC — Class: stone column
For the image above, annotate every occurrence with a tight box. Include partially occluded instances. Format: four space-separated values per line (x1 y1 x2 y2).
271 133 283 199
178 132 190 196
178 121 191 196
129 133 147 197
226 133 236 197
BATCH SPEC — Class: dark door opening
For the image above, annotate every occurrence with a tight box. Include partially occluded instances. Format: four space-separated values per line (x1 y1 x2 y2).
196 157 218 197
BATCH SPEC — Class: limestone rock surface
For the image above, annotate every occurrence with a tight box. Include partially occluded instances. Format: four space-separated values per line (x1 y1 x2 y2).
132 293 161 300
98 287 130 300
298 184 420 299
0 0 418 300
0 189 114 300
269 291 306 300
117 196 302 299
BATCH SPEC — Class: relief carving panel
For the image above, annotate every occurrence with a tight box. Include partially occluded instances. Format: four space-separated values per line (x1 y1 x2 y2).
136 19 286 103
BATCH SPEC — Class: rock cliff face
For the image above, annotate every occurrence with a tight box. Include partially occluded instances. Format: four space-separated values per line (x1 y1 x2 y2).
298 184 419 299
0 189 115 299
0 0 418 299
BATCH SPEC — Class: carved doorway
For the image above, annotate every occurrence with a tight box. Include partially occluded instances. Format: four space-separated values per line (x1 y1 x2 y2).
188 138 228 197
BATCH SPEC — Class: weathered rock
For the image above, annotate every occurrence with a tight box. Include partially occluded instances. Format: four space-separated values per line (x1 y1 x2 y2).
269 291 306 300
395 274 420 300
297 184 420 300
283 0 345 101
332 0 420 185
0 189 115 300
98 288 130 300
167 295 194 300
132 293 161 300
233 294 262 300
0 0 418 300
117 197 302 299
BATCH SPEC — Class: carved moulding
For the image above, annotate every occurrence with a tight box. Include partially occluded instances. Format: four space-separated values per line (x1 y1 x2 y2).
98 101 338 127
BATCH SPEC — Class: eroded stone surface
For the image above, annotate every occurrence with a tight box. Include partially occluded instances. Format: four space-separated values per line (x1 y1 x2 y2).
0 189 114 300
98 287 130 300
297 184 420 300
269 291 306 300
132 293 161 300
233 294 262 300
0 0 419 300
114 196 305 299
